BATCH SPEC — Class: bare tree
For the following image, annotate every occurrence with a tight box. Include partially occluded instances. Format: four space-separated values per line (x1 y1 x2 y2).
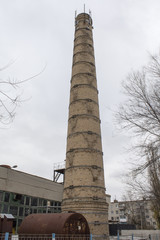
0 62 45 126
116 54 160 171
116 54 160 228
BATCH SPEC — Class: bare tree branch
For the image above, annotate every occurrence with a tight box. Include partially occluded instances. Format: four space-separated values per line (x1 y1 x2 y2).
0 62 46 126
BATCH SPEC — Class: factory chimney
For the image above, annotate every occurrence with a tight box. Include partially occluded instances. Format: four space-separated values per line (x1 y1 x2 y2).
62 12 109 239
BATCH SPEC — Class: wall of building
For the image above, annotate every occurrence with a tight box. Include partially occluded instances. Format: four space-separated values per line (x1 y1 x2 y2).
0 167 63 201
0 167 64 232
121 230 160 236
108 199 158 229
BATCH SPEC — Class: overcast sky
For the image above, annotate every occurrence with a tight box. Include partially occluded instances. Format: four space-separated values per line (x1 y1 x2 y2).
1 0 160 201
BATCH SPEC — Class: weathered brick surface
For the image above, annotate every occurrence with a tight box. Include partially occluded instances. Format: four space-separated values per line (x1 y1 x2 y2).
66 151 104 168
68 116 101 135
70 85 98 103
62 13 109 239
73 52 95 64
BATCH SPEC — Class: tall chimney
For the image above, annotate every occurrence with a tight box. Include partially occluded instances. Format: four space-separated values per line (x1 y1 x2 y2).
62 12 109 239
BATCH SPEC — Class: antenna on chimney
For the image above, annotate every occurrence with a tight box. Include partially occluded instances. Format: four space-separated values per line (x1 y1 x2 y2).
84 4 85 13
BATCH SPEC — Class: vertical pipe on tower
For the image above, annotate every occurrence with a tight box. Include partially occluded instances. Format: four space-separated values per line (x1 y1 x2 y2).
62 12 109 239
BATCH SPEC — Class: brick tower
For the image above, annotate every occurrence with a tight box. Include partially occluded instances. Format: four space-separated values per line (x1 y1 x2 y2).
62 12 109 239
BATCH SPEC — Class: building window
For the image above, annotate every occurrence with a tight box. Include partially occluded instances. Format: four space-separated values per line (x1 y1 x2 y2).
18 219 22 227
43 200 47 206
19 207 24 217
25 196 30 205
3 204 8 213
39 198 43 206
116 210 119 214
33 209 37 213
20 195 24 204
31 197 38 206
4 192 10 202
13 194 22 202
0 191 3 201
25 208 30 216
10 206 18 216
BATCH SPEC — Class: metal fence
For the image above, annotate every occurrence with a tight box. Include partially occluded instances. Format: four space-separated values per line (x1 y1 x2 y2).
53 235 90 240
110 234 160 240
0 233 12 240
19 234 52 240
0 234 92 240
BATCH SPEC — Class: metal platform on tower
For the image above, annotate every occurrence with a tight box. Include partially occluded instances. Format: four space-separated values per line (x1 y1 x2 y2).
53 161 65 183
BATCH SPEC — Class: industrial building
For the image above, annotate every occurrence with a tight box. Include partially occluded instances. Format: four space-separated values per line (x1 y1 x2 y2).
0 165 64 233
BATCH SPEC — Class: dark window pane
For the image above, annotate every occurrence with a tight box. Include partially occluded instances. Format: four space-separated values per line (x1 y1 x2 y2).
39 198 43 206
19 207 24 216
3 204 8 213
0 192 3 201
10 206 18 216
25 196 30 205
37 207 43 213
25 208 30 216
58 207 61 212
4 192 10 202
43 200 47 206
13 220 16 228
33 209 37 213
18 219 22 226
13 194 22 201
31 197 38 206
20 195 24 204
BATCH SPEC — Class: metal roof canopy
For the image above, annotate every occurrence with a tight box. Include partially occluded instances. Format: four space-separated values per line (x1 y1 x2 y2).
0 214 14 219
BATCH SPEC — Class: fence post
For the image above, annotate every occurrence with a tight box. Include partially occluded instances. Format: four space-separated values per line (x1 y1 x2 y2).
90 234 92 240
52 233 55 240
117 230 120 240
132 234 134 240
5 232 9 240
